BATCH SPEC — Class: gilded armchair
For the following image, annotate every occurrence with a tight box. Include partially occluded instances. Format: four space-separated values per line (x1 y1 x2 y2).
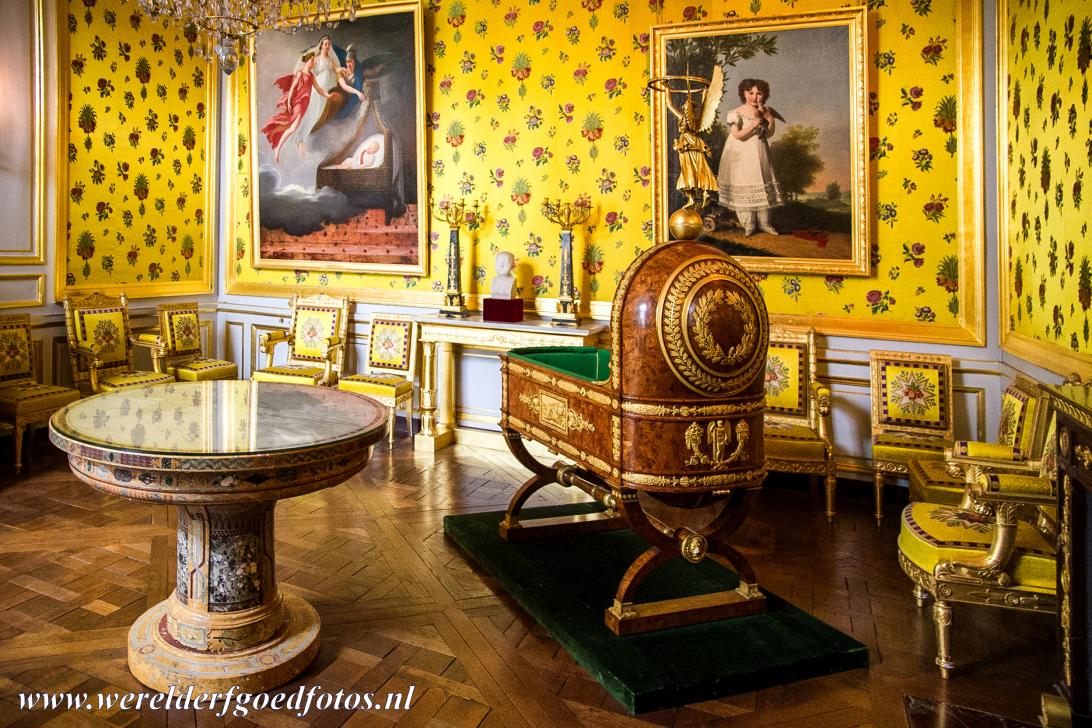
869 350 954 524
134 302 238 382
62 292 175 395
897 427 1057 678
251 293 349 387
339 314 418 444
909 374 1051 507
0 314 81 474
763 326 838 520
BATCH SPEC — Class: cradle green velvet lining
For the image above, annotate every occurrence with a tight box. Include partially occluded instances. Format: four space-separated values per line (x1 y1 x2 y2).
444 503 868 713
507 346 611 383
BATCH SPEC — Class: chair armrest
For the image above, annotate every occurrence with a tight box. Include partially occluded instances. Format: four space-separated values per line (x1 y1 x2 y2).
257 329 291 370
951 440 1025 462
319 336 344 386
321 335 344 356
969 471 1055 506
809 380 832 417
71 343 105 369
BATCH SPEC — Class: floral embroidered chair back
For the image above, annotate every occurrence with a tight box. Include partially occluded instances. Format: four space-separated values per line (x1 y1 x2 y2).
868 350 954 523
366 316 417 381
870 350 954 442
0 314 35 387
160 303 204 359
993 375 1047 456
286 293 349 373
765 326 820 431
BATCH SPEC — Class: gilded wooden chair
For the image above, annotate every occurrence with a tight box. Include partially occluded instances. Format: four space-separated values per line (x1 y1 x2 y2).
909 374 1051 507
62 292 175 395
133 302 238 382
0 314 81 474
897 421 1057 678
251 293 349 387
763 326 838 520
338 314 417 444
869 350 954 524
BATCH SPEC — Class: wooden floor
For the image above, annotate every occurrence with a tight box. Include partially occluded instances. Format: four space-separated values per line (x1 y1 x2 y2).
0 432 1056 727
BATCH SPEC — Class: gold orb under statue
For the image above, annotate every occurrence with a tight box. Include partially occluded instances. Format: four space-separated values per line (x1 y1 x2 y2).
669 206 704 240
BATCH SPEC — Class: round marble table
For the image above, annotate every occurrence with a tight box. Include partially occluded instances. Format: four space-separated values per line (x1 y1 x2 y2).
49 381 387 694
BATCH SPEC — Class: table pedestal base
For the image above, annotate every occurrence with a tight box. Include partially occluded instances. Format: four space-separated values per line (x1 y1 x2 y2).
128 593 320 694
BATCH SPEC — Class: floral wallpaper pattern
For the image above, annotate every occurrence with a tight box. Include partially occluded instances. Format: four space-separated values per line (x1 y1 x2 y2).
1003 0 1091 361
230 0 976 338
62 0 213 297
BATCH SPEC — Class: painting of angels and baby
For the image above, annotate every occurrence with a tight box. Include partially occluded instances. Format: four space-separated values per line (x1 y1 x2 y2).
251 2 427 275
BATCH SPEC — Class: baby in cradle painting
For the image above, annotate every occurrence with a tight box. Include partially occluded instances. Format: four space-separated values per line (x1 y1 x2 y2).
334 133 385 169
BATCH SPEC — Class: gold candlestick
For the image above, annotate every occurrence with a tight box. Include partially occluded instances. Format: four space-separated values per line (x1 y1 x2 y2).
432 198 480 318
541 198 591 326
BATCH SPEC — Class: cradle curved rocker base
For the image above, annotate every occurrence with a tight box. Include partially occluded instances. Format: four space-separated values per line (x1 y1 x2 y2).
499 430 766 636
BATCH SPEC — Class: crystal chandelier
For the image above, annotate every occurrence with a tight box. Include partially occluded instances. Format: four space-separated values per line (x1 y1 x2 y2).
136 0 355 75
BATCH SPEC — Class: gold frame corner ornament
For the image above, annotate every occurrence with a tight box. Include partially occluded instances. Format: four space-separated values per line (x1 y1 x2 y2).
247 0 429 278
650 7 870 277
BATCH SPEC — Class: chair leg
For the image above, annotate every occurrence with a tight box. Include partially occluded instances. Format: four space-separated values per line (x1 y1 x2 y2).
932 599 955 678
825 471 837 523
873 470 885 525
387 406 396 445
913 584 930 608
13 424 24 475
405 399 414 438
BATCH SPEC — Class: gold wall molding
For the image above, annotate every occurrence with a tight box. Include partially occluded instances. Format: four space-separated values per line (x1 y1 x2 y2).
0 274 44 308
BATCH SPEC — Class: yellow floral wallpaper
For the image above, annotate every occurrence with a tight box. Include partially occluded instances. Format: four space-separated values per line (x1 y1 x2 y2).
229 0 982 343
1000 0 1092 375
58 0 215 299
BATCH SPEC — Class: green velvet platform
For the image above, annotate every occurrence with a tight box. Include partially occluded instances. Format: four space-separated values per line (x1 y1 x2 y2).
444 503 869 713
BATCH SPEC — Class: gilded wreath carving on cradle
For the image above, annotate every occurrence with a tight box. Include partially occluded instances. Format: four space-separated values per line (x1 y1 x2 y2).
659 258 764 395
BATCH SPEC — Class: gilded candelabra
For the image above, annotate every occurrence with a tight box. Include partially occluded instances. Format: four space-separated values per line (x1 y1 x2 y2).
541 198 590 326
432 199 479 318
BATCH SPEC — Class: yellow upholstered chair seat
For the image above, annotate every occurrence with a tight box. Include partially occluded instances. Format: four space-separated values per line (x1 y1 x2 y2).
168 357 239 382
869 350 954 523
339 373 412 399
872 433 948 464
0 313 81 474
0 384 82 415
898 502 1055 592
251 364 327 385
97 371 175 390
908 458 965 505
765 424 829 462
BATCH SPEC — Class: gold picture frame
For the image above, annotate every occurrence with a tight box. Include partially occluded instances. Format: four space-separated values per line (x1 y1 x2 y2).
651 8 870 276
249 1 428 276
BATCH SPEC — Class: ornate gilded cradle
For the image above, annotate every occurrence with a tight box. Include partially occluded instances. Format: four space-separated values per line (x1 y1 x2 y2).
499 239 770 635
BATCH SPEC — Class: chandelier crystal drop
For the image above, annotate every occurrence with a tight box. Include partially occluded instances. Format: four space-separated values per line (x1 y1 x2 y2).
136 0 355 75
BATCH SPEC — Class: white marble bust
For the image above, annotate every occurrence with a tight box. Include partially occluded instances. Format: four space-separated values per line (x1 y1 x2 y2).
489 251 516 299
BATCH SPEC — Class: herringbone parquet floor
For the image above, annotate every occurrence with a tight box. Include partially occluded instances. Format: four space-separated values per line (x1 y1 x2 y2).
0 432 1055 727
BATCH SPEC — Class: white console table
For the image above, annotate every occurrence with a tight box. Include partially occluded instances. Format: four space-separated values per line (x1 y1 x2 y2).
413 314 607 452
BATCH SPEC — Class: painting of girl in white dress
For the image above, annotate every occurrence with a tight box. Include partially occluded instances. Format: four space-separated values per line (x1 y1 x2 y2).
652 9 870 275
251 2 427 275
